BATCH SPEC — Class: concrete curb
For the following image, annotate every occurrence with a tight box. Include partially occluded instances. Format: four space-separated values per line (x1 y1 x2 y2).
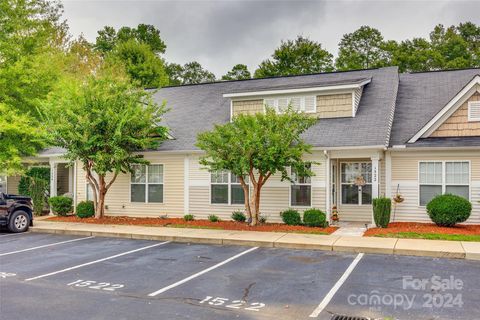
30 221 480 260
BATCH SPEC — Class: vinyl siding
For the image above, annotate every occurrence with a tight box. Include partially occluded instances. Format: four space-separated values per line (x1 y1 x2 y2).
390 150 480 224
232 99 264 116
431 92 480 137
6 175 21 194
316 93 352 118
188 151 326 222
76 153 185 217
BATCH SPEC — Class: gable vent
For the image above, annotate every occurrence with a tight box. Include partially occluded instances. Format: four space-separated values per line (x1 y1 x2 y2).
468 101 480 121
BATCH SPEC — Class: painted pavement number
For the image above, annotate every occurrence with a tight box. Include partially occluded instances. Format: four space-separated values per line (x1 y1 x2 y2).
67 280 125 292
0 272 16 279
199 296 265 312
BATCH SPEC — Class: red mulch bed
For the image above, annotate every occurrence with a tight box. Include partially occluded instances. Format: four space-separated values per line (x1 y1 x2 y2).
365 222 480 236
47 216 338 234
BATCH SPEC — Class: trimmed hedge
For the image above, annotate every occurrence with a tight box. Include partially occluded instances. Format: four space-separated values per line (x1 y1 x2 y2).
373 197 391 228
231 211 247 222
281 209 301 226
426 194 471 227
76 201 95 218
303 208 328 227
48 196 73 216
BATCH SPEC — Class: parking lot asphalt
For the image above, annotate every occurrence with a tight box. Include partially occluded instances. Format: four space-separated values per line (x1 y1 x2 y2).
1 231 479 320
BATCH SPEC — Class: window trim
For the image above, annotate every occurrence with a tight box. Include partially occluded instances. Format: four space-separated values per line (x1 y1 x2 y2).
129 164 164 204
209 171 249 206
289 165 313 208
339 161 373 206
417 160 471 207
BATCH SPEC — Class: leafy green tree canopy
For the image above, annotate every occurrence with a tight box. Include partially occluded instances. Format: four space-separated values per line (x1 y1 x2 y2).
44 66 169 218
109 39 169 88
95 23 166 55
254 36 333 78
165 61 216 85
197 107 316 225
335 26 389 71
221 64 251 80
0 0 65 174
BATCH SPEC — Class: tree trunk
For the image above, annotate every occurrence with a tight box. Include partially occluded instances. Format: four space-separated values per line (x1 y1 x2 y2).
239 176 252 221
249 184 262 226
95 175 107 219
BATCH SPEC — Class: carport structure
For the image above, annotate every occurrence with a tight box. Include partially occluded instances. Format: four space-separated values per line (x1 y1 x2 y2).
1 232 479 320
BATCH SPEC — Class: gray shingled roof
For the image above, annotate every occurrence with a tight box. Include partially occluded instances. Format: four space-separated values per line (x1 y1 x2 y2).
390 68 480 146
408 136 480 148
155 66 399 151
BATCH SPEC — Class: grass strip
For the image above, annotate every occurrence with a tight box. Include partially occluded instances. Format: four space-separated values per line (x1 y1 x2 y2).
373 232 480 242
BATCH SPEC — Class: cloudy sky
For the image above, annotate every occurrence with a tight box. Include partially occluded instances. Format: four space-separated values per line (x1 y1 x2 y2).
62 0 480 77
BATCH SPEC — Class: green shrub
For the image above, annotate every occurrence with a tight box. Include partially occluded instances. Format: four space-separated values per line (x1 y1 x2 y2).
184 214 195 221
18 167 50 196
373 197 392 228
18 167 50 215
76 201 95 218
48 196 73 216
426 194 472 227
303 208 328 227
208 214 220 222
281 209 301 225
231 211 246 222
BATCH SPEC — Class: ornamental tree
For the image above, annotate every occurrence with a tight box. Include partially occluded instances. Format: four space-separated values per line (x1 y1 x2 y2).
44 66 168 218
196 107 317 225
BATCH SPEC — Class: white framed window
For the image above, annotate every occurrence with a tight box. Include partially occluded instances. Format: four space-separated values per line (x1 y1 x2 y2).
419 161 469 206
468 101 480 121
340 162 372 205
264 95 316 114
131 164 164 203
210 171 249 205
290 164 312 207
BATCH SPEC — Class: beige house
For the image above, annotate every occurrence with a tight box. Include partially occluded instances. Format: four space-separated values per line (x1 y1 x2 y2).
4 67 480 224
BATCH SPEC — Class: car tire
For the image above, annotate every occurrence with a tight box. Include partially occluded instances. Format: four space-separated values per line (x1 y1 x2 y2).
8 210 30 233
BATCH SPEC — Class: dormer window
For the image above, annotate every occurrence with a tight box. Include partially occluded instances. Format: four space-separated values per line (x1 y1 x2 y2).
264 96 316 113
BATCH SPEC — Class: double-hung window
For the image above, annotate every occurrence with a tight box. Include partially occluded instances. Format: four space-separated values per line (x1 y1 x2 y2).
131 164 164 203
419 161 469 206
211 171 249 204
291 164 312 207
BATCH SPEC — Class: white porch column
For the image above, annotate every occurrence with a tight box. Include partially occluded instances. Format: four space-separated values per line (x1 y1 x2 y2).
49 161 58 215
371 156 380 225
385 152 392 199
49 161 58 198
324 150 331 223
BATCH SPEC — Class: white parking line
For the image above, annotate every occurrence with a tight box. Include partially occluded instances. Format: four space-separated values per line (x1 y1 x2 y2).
0 236 94 257
148 246 259 297
0 232 27 238
25 241 170 282
309 253 364 318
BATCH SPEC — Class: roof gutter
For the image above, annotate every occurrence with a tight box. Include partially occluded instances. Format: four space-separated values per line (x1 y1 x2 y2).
223 79 371 98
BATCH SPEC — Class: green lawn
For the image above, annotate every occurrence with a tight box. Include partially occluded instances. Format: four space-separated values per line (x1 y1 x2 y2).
373 232 480 242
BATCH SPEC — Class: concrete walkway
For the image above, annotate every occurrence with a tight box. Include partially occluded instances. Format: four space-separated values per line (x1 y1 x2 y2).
29 220 480 260
331 221 368 237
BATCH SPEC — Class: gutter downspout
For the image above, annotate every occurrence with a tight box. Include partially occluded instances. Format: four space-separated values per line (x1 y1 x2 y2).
324 150 331 224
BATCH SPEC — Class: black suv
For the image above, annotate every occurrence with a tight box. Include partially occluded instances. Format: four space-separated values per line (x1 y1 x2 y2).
0 193 34 233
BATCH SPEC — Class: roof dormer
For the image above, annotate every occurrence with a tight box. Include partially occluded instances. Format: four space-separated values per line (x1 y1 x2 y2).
224 77 371 120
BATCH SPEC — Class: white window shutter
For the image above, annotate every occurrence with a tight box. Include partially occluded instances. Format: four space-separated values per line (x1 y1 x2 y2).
264 99 275 110
290 97 301 111
304 96 316 113
468 101 480 121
